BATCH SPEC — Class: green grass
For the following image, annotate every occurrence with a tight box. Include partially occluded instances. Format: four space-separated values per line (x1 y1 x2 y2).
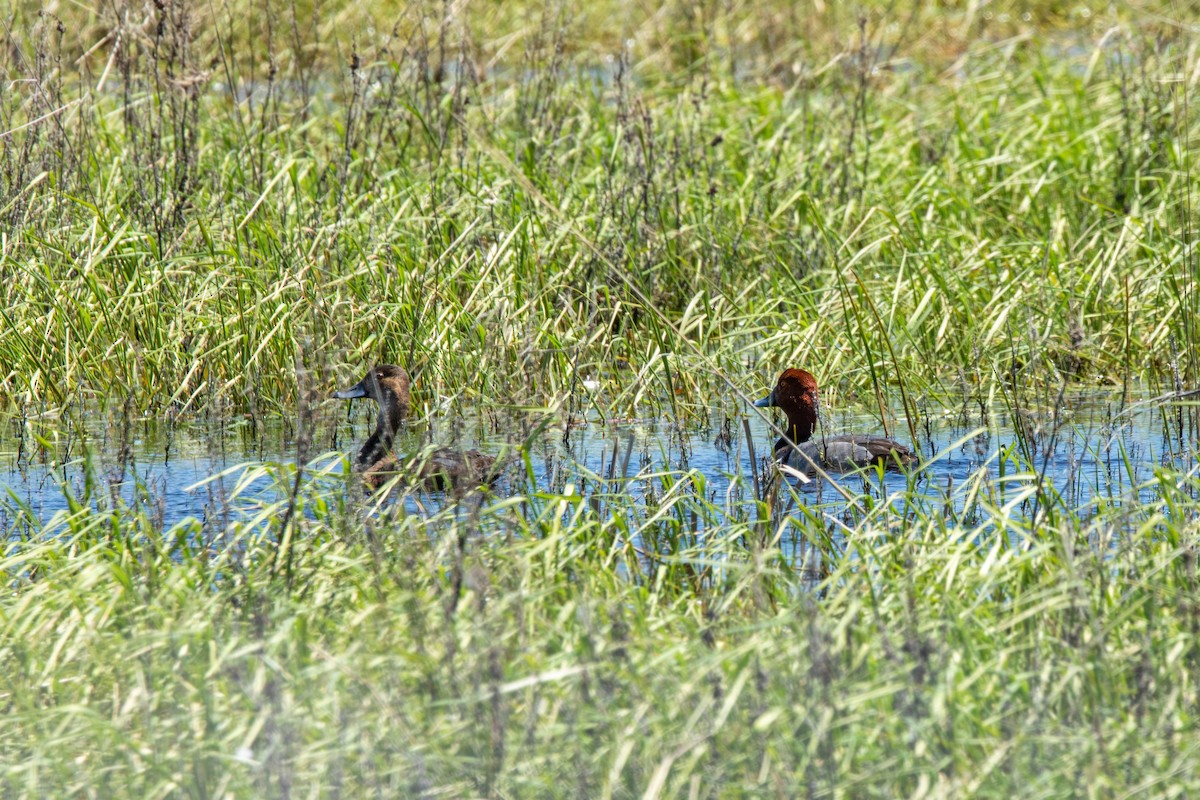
4 461 1200 797
3 0 1200 796
2 2 1196 418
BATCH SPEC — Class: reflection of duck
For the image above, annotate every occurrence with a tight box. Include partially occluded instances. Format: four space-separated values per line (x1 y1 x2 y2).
334 364 500 491
754 368 917 473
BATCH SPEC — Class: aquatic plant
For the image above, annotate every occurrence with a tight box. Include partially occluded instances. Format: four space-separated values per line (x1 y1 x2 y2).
2 0 1199 795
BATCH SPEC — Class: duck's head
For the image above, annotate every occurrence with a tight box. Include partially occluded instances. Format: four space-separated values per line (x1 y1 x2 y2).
753 368 818 442
334 364 411 414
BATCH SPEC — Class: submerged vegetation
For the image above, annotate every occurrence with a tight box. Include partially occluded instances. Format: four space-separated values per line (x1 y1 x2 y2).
2 0 1200 796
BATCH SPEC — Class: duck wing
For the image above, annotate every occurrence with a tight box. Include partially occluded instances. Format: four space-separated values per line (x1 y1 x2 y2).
417 448 502 491
820 435 916 472
356 449 503 493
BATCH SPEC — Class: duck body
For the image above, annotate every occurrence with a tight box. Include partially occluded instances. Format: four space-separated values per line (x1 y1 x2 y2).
775 435 916 475
754 368 916 473
408 447 502 491
334 364 499 492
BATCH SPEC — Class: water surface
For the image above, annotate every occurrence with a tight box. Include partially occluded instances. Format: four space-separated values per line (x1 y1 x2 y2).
2 391 1197 534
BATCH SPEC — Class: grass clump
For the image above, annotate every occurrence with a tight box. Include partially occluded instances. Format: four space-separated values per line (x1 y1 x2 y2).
1 1 1197 420
2 464 1200 796
2 0 1200 796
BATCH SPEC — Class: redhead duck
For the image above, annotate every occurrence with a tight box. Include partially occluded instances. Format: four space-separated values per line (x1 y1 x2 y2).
334 364 500 491
753 368 917 474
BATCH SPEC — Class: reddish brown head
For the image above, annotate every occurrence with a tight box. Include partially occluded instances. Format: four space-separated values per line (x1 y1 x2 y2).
753 368 819 443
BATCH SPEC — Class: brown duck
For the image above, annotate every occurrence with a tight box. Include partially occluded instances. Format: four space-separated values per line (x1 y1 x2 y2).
753 368 917 474
334 364 500 491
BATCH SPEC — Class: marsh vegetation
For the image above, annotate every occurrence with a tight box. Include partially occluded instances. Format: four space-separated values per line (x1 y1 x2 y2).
2 0 1200 796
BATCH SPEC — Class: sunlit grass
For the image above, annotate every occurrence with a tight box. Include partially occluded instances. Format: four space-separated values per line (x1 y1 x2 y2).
2 3 1196 422
2 0 1200 795
3 457 1200 796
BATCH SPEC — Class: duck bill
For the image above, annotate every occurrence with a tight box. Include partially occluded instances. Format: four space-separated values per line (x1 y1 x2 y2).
752 390 776 408
333 381 368 400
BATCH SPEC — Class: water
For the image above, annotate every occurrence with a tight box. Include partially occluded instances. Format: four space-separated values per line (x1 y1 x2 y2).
1 392 1198 534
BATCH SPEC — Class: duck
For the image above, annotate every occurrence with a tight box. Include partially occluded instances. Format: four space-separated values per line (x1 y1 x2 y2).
333 364 500 491
753 368 917 474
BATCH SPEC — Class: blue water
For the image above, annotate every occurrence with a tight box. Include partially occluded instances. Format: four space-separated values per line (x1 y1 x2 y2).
1 392 1197 533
